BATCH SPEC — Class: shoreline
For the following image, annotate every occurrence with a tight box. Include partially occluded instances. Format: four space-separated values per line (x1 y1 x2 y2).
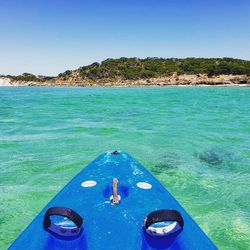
1 84 250 88
1 74 249 88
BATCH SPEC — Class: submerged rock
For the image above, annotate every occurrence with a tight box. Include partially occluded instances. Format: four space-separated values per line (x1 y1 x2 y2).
151 162 176 175
197 150 223 166
151 153 180 175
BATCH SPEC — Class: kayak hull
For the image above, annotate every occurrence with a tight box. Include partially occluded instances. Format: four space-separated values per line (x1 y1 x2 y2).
9 152 217 250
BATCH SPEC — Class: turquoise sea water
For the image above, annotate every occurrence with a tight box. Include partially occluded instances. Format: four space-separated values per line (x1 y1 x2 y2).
0 87 250 249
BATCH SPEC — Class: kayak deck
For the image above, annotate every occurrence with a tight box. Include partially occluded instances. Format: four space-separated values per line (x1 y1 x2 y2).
9 151 217 250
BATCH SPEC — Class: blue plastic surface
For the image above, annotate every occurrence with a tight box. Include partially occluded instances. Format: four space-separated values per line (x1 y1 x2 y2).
9 152 217 250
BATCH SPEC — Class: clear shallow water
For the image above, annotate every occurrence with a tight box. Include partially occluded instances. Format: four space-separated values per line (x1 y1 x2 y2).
0 87 249 249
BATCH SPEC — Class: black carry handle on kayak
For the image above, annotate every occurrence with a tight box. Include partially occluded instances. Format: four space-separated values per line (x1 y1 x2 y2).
144 209 184 236
43 207 83 238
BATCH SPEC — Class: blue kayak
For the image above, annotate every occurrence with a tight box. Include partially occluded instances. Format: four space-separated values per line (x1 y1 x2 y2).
9 151 217 250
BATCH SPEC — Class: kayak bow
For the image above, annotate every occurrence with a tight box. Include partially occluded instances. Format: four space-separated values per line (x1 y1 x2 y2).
9 151 217 250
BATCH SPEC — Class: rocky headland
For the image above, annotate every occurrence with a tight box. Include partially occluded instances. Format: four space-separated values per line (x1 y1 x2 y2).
1 57 250 87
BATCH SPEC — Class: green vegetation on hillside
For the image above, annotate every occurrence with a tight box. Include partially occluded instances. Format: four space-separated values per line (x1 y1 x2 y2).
4 73 54 82
58 57 250 81
3 57 250 82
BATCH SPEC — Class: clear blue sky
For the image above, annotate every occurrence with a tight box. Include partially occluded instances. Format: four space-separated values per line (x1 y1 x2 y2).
0 0 249 76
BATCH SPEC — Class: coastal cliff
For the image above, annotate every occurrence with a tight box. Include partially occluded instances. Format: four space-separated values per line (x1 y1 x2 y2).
1 57 250 87
50 73 250 87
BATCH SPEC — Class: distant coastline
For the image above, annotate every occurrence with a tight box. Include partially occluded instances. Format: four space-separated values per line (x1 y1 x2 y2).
1 57 250 87
1 74 249 87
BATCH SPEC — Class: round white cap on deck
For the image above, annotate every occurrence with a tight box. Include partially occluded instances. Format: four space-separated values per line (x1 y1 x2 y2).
136 182 152 189
81 180 97 187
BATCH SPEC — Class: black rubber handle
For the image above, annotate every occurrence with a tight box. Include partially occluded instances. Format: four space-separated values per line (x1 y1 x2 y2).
144 209 184 229
43 207 83 236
